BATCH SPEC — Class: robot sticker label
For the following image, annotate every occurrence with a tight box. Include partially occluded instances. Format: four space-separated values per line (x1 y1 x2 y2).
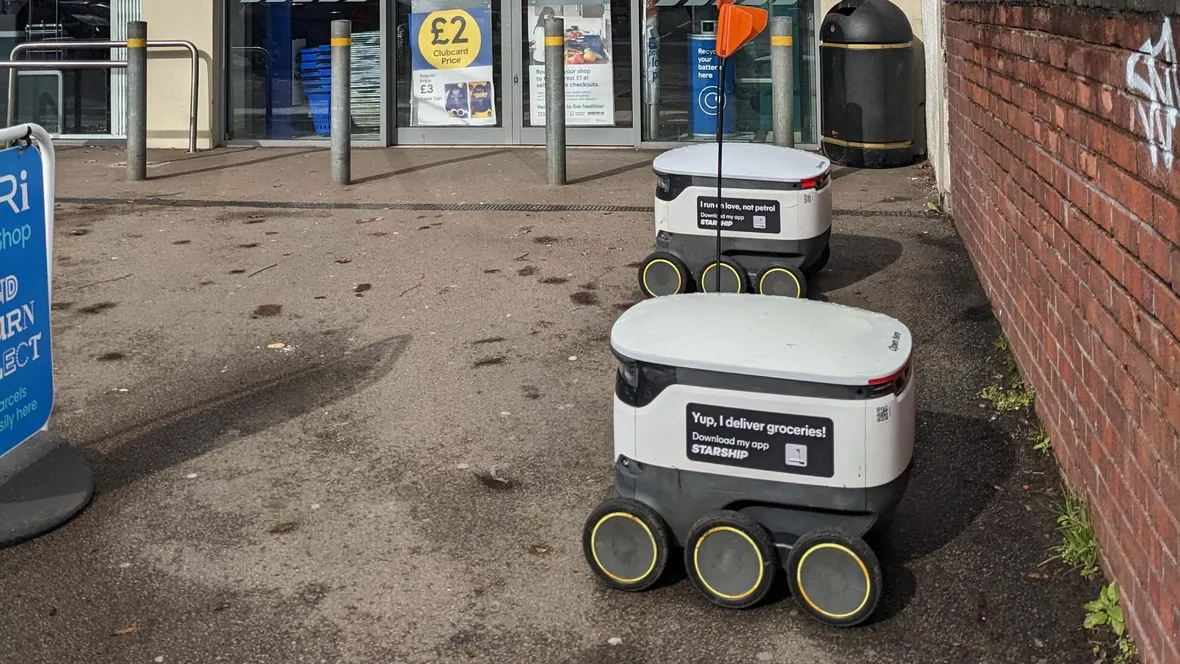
696 196 781 234
685 403 834 478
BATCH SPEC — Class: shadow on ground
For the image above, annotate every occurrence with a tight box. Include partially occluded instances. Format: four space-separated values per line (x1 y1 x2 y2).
85 335 412 494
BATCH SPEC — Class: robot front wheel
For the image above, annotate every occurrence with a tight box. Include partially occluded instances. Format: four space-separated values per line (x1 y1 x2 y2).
582 497 673 592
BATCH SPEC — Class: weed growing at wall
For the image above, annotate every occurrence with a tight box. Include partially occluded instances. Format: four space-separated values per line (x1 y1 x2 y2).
1043 484 1099 580
1086 582 1140 664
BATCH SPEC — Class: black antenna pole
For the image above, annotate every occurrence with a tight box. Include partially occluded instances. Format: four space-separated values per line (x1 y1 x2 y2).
714 56 726 294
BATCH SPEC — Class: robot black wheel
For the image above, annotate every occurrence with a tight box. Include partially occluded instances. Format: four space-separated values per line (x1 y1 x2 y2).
698 258 748 294
638 251 692 298
582 497 673 592
785 527 883 627
756 264 808 298
684 510 779 610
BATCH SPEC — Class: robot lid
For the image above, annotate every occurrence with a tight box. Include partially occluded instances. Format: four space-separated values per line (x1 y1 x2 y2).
652 143 831 183
610 293 912 387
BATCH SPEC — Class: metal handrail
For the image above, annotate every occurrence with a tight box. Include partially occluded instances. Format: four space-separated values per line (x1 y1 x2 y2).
3 39 199 153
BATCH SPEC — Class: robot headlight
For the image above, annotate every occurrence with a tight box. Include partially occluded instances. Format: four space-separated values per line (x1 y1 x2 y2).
618 359 639 389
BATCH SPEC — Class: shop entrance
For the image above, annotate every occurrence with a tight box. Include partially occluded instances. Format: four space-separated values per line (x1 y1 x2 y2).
393 0 633 146
222 0 819 149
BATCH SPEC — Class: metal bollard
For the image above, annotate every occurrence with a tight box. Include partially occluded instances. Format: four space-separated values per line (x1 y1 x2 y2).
544 18 565 186
331 20 351 186
771 16 794 148
126 21 147 181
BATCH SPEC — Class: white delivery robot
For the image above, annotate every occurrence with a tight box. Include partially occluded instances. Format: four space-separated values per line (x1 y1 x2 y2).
639 143 834 299
582 293 915 625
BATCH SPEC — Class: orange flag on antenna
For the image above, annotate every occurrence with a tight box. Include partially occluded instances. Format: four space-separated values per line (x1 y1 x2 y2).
715 0 768 58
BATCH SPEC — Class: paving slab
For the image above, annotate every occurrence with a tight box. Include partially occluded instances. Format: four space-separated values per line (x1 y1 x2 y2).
0 147 1100 664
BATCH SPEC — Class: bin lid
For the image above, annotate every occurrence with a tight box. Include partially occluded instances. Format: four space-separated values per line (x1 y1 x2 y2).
610 293 913 386
653 143 830 183
821 0 912 45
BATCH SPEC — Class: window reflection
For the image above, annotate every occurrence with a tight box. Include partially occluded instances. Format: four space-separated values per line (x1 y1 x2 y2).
226 0 381 140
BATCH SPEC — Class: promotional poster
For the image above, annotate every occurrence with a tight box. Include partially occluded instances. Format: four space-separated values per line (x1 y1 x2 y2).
410 0 498 126
527 1 615 126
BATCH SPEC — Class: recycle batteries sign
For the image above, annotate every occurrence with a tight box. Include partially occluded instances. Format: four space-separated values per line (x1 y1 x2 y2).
0 144 52 458
410 0 497 126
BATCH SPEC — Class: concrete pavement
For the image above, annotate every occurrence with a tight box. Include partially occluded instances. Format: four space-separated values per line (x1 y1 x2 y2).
0 145 1100 664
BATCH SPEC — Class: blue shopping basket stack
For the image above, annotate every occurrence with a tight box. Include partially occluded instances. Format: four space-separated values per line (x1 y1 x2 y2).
299 44 332 135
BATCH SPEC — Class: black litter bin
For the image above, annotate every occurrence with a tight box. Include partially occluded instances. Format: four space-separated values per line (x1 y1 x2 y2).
820 0 915 168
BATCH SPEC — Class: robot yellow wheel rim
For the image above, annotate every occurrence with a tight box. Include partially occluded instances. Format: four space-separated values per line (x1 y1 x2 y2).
692 526 765 600
794 542 872 619
758 267 803 297
590 512 659 585
700 262 744 293
641 258 684 297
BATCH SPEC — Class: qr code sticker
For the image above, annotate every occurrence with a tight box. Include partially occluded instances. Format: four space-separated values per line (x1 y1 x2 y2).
753 215 766 229
804 193 813 204
876 405 891 423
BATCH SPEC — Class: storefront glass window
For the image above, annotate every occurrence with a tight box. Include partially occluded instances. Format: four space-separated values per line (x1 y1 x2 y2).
519 0 631 128
226 0 381 140
640 0 817 145
395 0 502 128
2 0 123 135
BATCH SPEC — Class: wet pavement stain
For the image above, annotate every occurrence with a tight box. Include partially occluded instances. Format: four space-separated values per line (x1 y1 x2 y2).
613 302 635 311
252 304 283 317
570 291 599 306
539 276 568 284
79 302 117 314
268 522 298 535
472 336 506 345
473 356 505 367
521 385 541 400
624 261 642 268
533 236 559 245
238 243 261 249
483 269 501 274
51 302 73 311
579 282 598 291
229 269 246 274
172 240 192 245
517 266 538 277
97 352 126 362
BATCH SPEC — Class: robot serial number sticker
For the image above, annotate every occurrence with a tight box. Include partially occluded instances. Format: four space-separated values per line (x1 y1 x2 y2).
685 403 835 478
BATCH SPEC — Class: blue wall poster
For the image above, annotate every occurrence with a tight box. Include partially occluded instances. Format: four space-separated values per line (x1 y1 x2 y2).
689 32 737 138
410 0 497 126
0 144 53 459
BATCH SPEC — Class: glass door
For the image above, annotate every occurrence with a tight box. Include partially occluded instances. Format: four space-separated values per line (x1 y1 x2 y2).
395 0 515 143
515 0 634 145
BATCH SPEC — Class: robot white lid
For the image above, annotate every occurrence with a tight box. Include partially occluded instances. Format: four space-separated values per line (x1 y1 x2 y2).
610 293 913 386
652 143 830 183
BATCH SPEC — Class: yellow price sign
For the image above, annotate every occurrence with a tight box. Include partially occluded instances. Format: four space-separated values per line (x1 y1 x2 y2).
417 9 482 70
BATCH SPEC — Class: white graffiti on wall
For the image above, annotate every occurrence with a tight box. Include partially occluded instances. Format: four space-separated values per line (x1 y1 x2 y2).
1125 17 1179 171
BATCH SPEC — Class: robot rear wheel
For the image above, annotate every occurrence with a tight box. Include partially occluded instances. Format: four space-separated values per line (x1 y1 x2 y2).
786 528 883 627
756 264 808 298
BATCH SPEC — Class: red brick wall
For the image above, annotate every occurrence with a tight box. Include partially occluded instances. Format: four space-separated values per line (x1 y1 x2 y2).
945 4 1179 662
